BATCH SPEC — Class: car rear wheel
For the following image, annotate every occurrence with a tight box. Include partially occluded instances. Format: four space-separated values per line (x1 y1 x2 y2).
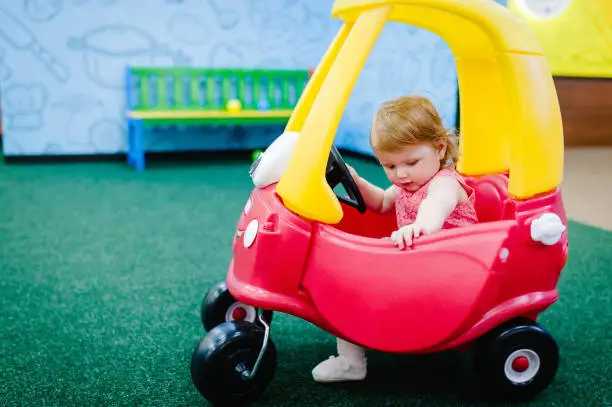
472 318 559 401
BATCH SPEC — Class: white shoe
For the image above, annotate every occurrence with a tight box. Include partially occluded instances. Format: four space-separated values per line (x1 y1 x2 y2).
311 355 367 383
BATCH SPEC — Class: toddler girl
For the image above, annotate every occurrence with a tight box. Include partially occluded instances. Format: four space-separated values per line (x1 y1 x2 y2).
311 95 478 383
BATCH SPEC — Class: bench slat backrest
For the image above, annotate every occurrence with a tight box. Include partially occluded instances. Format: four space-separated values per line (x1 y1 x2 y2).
126 67 310 112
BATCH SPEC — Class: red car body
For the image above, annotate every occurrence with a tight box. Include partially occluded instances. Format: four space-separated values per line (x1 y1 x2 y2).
227 173 568 354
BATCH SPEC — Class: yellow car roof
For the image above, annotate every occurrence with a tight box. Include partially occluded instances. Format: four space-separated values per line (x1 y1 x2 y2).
276 0 564 224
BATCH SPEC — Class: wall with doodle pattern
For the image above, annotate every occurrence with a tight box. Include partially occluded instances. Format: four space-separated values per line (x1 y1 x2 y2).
0 0 507 157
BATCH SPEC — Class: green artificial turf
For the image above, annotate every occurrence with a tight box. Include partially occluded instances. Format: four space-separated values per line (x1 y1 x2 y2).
0 154 610 406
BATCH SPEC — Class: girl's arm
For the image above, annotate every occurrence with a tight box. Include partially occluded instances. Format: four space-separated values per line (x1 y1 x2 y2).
347 166 396 214
413 175 462 233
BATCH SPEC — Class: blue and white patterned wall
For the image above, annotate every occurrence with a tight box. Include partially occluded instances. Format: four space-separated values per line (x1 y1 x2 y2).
0 0 506 157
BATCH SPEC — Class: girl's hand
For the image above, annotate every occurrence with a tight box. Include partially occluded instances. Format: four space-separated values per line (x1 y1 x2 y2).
390 223 430 249
346 164 359 180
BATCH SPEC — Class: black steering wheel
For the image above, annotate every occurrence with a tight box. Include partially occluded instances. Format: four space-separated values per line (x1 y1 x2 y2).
325 145 366 214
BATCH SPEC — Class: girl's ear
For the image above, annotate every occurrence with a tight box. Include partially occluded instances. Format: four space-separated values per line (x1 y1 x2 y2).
436 141 447 160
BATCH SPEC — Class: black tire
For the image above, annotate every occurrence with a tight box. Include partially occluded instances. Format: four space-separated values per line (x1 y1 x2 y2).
190 321 277 407
201 280 273 332
473 318 559 401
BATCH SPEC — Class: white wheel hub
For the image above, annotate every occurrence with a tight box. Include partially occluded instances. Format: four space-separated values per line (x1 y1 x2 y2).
504 349 541 384
225 302 257 323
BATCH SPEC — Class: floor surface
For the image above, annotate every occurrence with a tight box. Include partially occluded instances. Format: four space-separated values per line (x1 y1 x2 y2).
562 147 612 231
0 155 610 407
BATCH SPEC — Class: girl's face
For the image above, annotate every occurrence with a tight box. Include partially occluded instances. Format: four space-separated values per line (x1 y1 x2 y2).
375 142 446 191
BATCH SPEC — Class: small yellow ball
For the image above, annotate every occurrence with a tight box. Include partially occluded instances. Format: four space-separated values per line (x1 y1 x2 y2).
226 99 242 113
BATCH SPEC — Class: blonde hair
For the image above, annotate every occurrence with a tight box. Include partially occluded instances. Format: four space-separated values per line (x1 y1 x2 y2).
370 95 459 168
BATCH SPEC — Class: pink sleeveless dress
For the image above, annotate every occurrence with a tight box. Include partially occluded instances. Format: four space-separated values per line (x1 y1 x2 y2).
395 168 478 229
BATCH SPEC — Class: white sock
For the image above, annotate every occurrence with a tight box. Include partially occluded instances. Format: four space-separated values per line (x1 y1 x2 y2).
337 338 366 363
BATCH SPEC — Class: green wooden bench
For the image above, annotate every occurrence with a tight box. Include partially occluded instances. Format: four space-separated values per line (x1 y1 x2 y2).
125 66 311 171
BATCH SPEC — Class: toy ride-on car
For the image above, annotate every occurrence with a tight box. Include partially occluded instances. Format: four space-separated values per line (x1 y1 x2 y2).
190 0 569 405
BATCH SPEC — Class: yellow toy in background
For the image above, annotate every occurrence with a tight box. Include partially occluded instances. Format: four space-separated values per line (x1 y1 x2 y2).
508 0 612 78
226 99 242 113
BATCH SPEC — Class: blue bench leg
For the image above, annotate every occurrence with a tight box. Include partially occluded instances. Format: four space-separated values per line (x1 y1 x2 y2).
127 119 135 168
132 119 145 171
